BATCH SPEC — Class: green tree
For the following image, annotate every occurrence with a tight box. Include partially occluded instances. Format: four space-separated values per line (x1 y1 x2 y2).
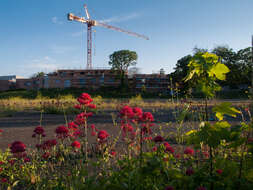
109 50 137 88
212 46 252 88
32 72 45 78
184 52 230 98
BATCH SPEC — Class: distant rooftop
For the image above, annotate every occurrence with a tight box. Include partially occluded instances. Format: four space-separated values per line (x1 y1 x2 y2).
0 75 25 81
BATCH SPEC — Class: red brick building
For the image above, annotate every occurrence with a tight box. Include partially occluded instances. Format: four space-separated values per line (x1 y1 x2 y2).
1 69 170 92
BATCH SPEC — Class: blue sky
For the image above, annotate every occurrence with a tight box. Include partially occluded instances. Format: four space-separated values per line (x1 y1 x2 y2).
1 0 253 77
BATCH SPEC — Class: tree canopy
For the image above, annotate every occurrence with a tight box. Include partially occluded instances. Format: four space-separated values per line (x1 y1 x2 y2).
109 50 137 72
108 50 138 89
170 45 253 91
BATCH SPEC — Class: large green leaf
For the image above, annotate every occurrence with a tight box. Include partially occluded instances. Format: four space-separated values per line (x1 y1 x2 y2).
209 62 230 80
212 102 240 121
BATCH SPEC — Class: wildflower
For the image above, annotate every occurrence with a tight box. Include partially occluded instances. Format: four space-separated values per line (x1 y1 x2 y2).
24 157 31 163
77 93 93 105
174 153 180 158
36 144 42 149
33 126 44 135
165 186 174 190
42 152 50 159
97 130 109 141
8 159 15 165
143 136 153 141
141 124 152 134
74 104 81 109
152 146 158 152
121 123 134 133
55 126 69 139
120 106 134 119
248 138 253 143
186 168 194 176
165 146 174 154
75 112 93 124
68 122 78 131
1 178 7 183
42 139 57 149
184 147 194 156
202 151 209 158
10 141 26 154
141 112 154 122
163 142 170 147
216 169 223 174
133 107 143 119
73 130 82 137
88 104 96 109
0 129 3 133
153 135 164 143
110 151 116 156
71 141 81 149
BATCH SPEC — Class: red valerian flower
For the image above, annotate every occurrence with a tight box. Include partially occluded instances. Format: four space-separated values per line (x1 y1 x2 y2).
55 126 69 139
68 122 78 130
42 139 57 149
184 147 194 156
248 137 253 143
141 112 154 122
88 104 96 109
0 129 3 133
77 93 93 105
33 126 44 135
24 157 31 163
133 107 143 119
202 151 209 158
1 178 7 183
121 123 134 133
216 169 223 174
74 104 81 109
42 152 50 159
97 130 109 141
120 106 134 119
165 186 174 190
186 168 194 176
71 141 81 149
110 150 116 156
8 159 16 165
10 141 26 154
153 135 164 143
75 112 93 125
141 124 152 135
165 146 174 154
152 146 158 152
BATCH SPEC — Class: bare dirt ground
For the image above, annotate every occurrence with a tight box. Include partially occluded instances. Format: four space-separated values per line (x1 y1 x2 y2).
0 99 250 150
0 109 197 150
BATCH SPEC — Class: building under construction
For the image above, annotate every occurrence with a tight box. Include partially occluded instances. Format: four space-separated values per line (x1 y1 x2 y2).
1 69 170 93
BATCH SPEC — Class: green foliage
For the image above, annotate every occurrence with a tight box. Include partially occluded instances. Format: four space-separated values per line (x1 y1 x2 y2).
212 102 241 121
185 52 230 98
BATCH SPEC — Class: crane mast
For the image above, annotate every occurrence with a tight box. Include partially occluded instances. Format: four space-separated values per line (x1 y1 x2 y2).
68 4 148 69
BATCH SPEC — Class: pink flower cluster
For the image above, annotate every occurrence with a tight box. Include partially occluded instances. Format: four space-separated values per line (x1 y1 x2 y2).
32 126 46 137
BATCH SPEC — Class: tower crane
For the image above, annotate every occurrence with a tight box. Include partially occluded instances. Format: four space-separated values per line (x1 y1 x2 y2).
68 4 149 69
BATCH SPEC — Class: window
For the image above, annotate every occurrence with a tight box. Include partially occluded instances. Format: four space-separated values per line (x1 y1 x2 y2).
91 78 96 84
108 78 114 83
25 82 31 86
99 77 104 83
55 79 60 84
79 78 86 85
64 80 71 88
